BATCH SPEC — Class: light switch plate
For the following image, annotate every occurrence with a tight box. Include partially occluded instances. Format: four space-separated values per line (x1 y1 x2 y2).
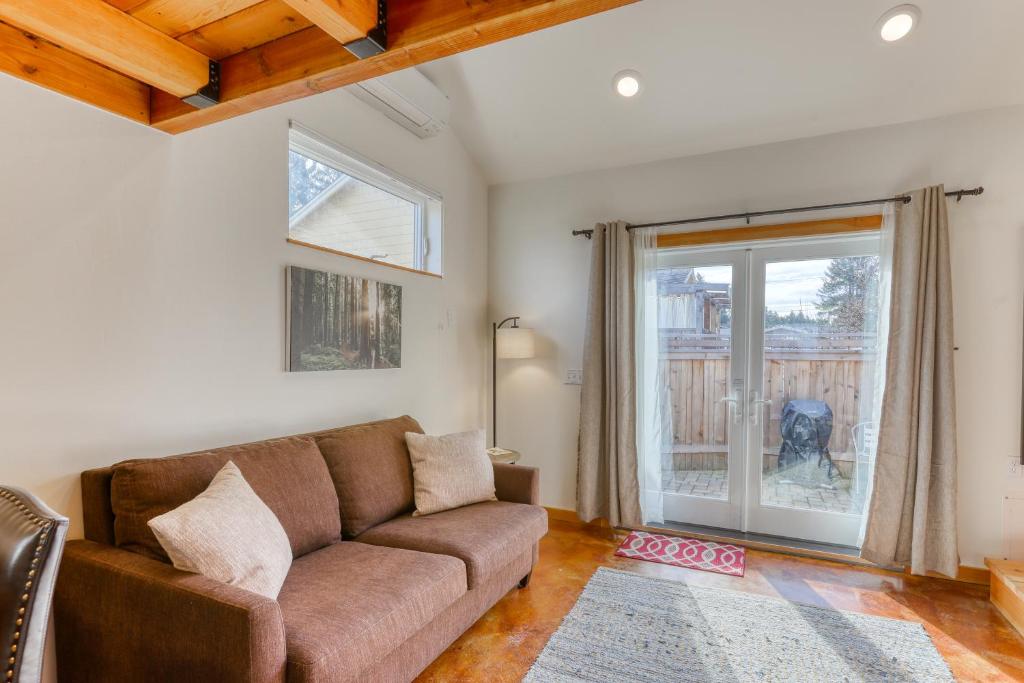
565 369 583 385
1009 457 1022 478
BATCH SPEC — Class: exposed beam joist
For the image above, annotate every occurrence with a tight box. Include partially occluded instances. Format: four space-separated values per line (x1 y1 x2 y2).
279 0 377 46
176 0 313 61
150 26 355 129
151 0 639 133
127 0 264 39
0 0 211 98
0 20 149 123
105 0 149 12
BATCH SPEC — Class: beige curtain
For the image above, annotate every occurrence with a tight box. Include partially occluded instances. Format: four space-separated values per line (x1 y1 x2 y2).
860 185 960 577
577 221 643 527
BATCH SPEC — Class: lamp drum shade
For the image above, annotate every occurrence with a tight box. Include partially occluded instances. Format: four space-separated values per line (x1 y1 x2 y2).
496 327 535 359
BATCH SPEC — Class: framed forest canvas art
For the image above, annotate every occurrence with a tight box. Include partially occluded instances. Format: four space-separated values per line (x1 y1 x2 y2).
287 265 402 371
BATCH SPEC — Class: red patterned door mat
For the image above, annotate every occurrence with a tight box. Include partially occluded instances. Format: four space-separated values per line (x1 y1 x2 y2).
614 530 746 577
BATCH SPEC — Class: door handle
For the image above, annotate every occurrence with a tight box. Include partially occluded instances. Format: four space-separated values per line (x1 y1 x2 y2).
720 392 743 426
749 392 772 427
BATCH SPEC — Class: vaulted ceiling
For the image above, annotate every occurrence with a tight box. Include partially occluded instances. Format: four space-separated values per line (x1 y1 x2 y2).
420 0 1024 183
0 0 637 133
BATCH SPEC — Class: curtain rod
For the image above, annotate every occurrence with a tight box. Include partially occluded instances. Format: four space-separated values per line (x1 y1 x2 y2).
570 186 984 238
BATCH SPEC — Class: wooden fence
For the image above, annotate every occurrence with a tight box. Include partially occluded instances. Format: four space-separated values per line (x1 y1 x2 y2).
660 332 877 469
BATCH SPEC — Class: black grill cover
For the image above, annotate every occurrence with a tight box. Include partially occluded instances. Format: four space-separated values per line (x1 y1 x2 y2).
778 399 833 471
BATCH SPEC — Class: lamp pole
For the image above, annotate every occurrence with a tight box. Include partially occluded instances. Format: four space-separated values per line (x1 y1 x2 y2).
492 316 520 448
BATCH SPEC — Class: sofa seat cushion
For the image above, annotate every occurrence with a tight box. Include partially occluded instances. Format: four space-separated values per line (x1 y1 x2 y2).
313 416 424 538
111 436 341 562
277 541 466 683
355 501 548 589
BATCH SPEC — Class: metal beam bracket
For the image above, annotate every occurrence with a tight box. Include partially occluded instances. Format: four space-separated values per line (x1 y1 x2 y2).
343 0 387 59
182 61 221 109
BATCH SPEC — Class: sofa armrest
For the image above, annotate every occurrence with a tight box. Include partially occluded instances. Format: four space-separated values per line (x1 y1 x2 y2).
493 463 540 506
54 540 287 683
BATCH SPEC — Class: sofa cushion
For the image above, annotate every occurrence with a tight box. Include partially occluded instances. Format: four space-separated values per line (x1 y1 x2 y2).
405 430 496 516
277 542 465 683
147 462 293 599
313 415 423 538
111 436 341 562
356 501 548 589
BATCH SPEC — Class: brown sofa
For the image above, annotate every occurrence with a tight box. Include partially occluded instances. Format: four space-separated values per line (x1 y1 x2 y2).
53 416 547 683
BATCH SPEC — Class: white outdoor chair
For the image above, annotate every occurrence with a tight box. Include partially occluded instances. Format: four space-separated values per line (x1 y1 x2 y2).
851 421 878 500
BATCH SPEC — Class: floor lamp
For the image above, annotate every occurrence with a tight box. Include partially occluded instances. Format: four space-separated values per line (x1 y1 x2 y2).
492 317 535 450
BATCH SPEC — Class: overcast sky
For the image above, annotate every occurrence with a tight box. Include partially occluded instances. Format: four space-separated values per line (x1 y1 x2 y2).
695 260 831 316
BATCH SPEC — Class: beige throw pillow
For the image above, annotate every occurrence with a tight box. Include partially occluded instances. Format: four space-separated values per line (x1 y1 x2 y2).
147 461 292 599
405 430 496 516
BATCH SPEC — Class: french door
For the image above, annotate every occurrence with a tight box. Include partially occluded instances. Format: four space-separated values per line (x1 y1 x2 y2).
657 234 882 547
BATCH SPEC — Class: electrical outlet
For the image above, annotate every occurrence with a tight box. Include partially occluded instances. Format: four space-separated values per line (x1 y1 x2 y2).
1008 457 1022 478
565 369 583 385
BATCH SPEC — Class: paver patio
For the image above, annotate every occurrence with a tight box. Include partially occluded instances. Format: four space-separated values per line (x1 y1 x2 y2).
662 468 864 515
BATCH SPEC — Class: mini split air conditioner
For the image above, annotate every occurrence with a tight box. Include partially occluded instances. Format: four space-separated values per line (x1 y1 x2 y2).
347 68 450 139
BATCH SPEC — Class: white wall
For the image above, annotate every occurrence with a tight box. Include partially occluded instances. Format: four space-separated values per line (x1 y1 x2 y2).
489 104 1024 569
0 75 489 534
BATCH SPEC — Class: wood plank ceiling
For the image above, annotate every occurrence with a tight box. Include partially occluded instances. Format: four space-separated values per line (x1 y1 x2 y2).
0 0 638 133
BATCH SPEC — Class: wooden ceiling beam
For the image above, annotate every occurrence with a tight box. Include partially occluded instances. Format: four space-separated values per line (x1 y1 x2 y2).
150 27 353 130
127 0 265 39
150 0 639 133
0 0 212 98
176 1 313 61
0 20 149 123
105 0 148 12
279 0 377 46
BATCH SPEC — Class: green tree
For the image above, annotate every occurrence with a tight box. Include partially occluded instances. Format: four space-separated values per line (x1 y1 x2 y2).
289 152 344 217
764 309 815 328
816 256 879 332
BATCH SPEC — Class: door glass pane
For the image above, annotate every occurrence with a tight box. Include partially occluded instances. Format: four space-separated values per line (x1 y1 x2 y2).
659 264 734 501
759 256 881 515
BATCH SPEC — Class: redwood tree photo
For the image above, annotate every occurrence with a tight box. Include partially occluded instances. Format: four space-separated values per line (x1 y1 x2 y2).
288 266 402 371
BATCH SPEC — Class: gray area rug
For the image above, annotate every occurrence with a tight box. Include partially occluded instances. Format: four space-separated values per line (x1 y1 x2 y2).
525 568 954 682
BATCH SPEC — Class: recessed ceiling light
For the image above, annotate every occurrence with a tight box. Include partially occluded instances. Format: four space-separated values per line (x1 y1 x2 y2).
613 70 642 98
876 4 920 42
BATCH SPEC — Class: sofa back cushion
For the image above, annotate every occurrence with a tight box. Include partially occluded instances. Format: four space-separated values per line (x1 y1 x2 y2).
313 416 423 538
110 436 341 562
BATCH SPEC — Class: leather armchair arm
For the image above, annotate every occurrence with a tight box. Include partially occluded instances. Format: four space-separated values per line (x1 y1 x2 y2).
493 463 540 506
54 540 287 683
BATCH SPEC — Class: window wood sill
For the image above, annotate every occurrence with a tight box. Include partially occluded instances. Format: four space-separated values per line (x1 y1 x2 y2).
287 238 443 279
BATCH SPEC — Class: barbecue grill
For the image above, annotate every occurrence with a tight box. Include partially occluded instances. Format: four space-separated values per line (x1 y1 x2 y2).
778 399 837 484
